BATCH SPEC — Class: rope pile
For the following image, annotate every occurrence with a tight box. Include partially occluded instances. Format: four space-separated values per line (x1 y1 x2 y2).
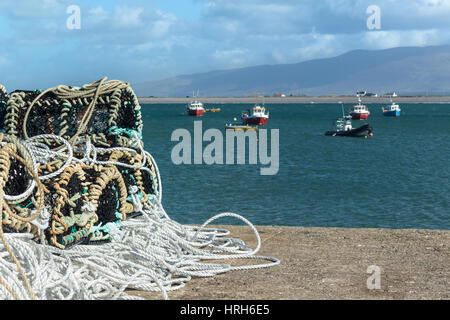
0 78 279 300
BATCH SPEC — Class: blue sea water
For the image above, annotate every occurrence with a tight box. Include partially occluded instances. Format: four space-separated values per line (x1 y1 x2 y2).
141 103 450 230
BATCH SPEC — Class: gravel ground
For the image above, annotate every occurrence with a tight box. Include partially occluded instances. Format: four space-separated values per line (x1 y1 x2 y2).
129 225 449 300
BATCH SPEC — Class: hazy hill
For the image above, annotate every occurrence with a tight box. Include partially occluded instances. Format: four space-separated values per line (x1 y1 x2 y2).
133 45 450 97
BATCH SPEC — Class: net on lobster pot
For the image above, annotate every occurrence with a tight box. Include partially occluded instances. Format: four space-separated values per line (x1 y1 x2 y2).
139 153 160 202
0 79 152 249
47 164 94 249
0 140 45 241
20 91 62 138
84 165 132 244
0 85 8 132
0 78 143 150
105 150 149 219
115 88 143 134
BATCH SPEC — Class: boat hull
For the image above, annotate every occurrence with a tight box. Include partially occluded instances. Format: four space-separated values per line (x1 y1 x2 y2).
350 113 370 120
325 124 373 138
242 117 268 125
383 110 401 117
188 109 205 116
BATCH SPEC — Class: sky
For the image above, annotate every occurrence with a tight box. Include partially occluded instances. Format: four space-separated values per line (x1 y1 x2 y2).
1 0 450 90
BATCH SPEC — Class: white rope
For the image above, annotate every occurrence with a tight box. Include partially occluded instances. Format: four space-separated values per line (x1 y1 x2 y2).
0 200 280 300
0 134 279 300
24 134 74 181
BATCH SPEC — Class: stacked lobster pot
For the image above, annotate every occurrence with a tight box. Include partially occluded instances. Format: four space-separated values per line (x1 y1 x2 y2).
0 78 160 249
0 85 7 130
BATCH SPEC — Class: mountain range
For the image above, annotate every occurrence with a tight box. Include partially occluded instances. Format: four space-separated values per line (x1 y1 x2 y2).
133 45 450 97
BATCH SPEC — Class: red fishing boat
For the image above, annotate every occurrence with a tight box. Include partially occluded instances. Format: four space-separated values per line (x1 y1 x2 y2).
241 105 269 125
187 100 205 116
349 97 370 120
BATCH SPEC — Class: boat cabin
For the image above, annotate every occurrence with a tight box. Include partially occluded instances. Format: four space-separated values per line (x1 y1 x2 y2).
188 101 204 109
385 103 400 111
251 106 267 116
336 117 353 132
242 106 269 117
352 105 369 113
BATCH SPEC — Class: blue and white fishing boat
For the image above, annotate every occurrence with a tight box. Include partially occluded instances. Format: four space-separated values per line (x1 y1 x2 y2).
382 100 401 117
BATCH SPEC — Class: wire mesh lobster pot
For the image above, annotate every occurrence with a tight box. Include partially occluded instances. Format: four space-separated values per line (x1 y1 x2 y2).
0 79 160 249
0 85 8 131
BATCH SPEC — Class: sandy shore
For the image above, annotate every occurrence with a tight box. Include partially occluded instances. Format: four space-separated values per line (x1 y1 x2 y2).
138 96 450 104
129 225 449 300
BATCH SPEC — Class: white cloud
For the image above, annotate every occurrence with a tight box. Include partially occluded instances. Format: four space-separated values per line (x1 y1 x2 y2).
362 29 447 49
0 0 70 19
113 6 144 28
88 6 109 23
208 48 250 69
213 48 247 59
151 10 177 37
2 0 450 87
412 0 450 15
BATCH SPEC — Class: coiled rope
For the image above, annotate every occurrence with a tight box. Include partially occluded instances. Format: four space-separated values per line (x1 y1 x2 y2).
0 79 280 300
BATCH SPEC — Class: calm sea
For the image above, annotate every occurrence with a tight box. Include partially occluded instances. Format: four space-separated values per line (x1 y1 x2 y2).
141 102 450 230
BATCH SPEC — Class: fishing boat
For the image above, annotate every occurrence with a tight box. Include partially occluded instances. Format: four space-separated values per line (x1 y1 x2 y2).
241 105 269 125
187 101 205 116
349 97 370 120
326 104 373 138
382 100 401 117
186 91 206 116
325 116 373 138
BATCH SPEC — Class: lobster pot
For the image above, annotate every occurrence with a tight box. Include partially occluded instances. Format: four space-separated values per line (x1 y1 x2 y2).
1 80 143 149
0 85 8 131
0 79 160 249
0 140 46 240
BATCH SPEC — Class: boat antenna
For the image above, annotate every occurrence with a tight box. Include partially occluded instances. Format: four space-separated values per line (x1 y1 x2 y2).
339 101 344 118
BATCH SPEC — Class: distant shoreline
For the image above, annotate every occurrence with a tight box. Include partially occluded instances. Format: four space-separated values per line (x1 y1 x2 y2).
138 96 450 104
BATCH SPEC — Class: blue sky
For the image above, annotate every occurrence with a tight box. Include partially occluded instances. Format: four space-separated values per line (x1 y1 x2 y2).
1 0 450 90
